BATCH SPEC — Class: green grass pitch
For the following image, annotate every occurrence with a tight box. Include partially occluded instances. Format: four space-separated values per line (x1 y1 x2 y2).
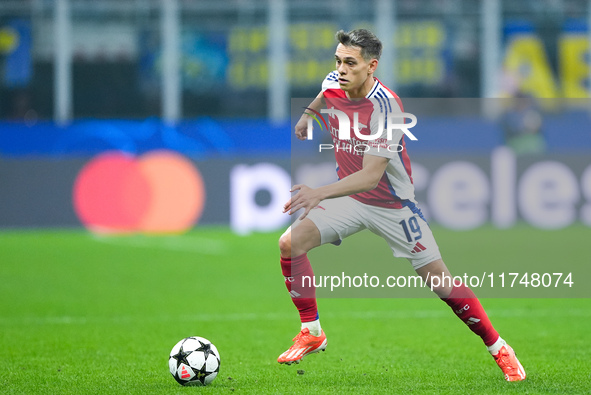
1 225 590 394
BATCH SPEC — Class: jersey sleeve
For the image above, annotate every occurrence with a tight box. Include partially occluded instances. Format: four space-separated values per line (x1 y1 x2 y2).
321 71 340 92
365 97 405 159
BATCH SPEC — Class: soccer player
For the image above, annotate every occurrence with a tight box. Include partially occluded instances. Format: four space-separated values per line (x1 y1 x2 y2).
277 29 526 382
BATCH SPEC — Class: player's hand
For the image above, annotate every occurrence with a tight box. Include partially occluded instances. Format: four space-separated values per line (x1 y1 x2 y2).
283 184 323 220
294 114 310 140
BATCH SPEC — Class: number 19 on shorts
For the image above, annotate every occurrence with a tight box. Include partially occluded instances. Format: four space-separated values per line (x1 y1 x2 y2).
399 217 423 242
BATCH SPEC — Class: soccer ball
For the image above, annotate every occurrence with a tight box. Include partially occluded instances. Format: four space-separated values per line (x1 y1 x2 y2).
168 336 220 386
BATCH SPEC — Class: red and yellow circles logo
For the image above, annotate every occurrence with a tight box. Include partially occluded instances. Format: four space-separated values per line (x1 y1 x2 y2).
73 150 205 234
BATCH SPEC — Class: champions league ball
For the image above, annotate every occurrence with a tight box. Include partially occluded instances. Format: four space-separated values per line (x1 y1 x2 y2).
168 337 220 386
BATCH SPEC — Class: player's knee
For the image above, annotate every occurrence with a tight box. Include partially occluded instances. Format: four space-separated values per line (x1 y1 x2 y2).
278 233 291 257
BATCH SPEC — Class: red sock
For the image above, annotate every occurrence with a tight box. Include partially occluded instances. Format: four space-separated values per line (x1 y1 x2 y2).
280 254 318 323
442 283 499 346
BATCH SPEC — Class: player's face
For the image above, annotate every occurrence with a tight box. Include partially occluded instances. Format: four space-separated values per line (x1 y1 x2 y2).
334 43 375 96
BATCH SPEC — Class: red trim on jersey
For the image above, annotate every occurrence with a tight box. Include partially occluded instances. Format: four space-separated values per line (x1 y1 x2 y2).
350 180 404 209
323 88 347 99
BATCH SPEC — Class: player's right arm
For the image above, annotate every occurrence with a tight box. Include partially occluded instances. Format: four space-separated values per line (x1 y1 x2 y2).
294 92 324 140
284 154 389 220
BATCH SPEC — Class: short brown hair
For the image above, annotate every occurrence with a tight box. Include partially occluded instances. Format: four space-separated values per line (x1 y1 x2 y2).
335 29 382 61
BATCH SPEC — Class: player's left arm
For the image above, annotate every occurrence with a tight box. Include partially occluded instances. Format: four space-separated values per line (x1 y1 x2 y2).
284 154 388 219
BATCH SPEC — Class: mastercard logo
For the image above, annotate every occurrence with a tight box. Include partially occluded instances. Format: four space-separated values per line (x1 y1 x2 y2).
73 150 205 234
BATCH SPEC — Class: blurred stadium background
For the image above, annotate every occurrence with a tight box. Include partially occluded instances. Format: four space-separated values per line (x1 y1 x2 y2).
0 0 590 234
2 1 591 392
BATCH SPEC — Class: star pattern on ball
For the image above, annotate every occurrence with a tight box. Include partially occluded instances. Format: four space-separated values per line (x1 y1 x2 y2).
196 340 216 360
169 337 220 387
172 344 191 367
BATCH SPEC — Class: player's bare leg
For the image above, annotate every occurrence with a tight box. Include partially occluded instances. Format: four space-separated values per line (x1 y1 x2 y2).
416 259 526 381
414 258 454 298
277 219 327 364
279 218 321 258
